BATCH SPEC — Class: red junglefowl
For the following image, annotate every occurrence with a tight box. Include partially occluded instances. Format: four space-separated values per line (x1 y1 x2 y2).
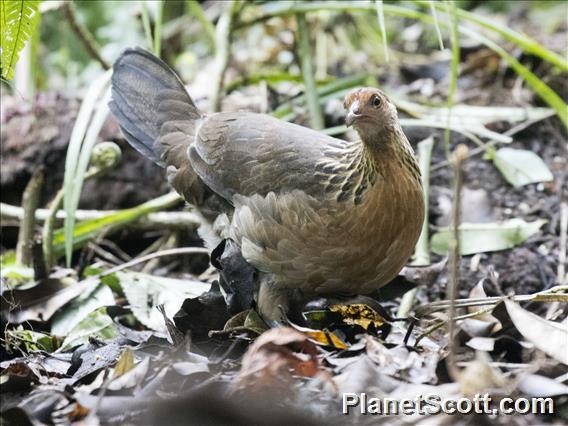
109 48 424 322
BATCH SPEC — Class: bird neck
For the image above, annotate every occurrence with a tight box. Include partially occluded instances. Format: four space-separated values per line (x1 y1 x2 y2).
359 122 421 187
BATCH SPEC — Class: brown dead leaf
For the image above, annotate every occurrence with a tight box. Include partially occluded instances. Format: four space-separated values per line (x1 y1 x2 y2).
466 280 502 334
288 322 349 350
458 352 508 396
232 327 324 394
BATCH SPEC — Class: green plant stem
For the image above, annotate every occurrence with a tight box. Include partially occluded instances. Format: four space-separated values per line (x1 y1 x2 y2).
63 80 111 266
153 0 163 57
186 0 216 49
16 169 44 266
295 12 324 129
398 136 434 318
374 0 389 62
43 167 102 269
141 1 154 52
429 0 444 50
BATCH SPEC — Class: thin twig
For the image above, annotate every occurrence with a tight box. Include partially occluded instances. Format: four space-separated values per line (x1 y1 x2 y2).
96 247 210 278
431 111 555 172
15 169 44 265
416 304 496 346
415 285 568 317
444 1 460 160
186 0 216 49
63 2 110 70
296 12 324 130
446 144 468 381
558 202 567 285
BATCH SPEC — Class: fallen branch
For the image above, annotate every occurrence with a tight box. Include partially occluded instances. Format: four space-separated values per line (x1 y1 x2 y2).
1 204 201 230
15 169 44 265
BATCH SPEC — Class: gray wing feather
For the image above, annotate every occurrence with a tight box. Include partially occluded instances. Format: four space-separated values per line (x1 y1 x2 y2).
189 112 346 203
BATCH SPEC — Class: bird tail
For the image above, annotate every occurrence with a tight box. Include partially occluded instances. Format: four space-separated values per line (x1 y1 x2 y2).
109 47 202 168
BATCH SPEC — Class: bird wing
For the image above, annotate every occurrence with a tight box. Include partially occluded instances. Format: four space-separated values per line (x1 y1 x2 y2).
189 112 347 203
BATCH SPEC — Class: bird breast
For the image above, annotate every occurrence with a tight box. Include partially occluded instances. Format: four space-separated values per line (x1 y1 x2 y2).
226 167 424 295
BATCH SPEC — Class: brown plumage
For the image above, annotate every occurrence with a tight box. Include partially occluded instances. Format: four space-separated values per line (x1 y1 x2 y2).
109 48 424 321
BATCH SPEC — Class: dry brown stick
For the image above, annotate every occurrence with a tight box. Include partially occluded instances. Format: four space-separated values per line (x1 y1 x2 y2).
63 2 110 70
15 169 44 265
559 201 567 285
446 144 468 381
415 285 568 317
415 304 496 346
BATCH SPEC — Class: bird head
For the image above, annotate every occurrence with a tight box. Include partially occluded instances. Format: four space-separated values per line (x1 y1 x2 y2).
344 88 398 142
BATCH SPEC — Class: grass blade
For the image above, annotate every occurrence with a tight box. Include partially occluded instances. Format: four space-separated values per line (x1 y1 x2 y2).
374 0 389 62
429 0 444 50
296 12 324 129
141 1 154 52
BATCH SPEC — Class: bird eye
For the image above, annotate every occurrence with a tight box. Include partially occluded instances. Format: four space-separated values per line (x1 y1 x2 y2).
372 95 381 108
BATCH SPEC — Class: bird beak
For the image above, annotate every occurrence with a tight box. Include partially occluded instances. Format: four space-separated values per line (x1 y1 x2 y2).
345 102 361 127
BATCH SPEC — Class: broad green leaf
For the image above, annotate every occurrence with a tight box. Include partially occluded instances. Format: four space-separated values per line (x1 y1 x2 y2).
51 283 115 337
431 219 546 256
115 271 210 332
59 307 118 351
492 148 554 187
0 0 41 80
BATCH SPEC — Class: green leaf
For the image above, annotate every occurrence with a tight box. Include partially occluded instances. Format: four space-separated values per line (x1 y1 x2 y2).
51 283 115 337
431 219 546 256
59 307 119 351
0 250 33 288
493 148 554 187
0 0 41 81
7 328 58 353
115 270 210 331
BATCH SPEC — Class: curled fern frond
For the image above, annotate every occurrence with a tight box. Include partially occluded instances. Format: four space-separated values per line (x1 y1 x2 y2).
1 0 41 81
